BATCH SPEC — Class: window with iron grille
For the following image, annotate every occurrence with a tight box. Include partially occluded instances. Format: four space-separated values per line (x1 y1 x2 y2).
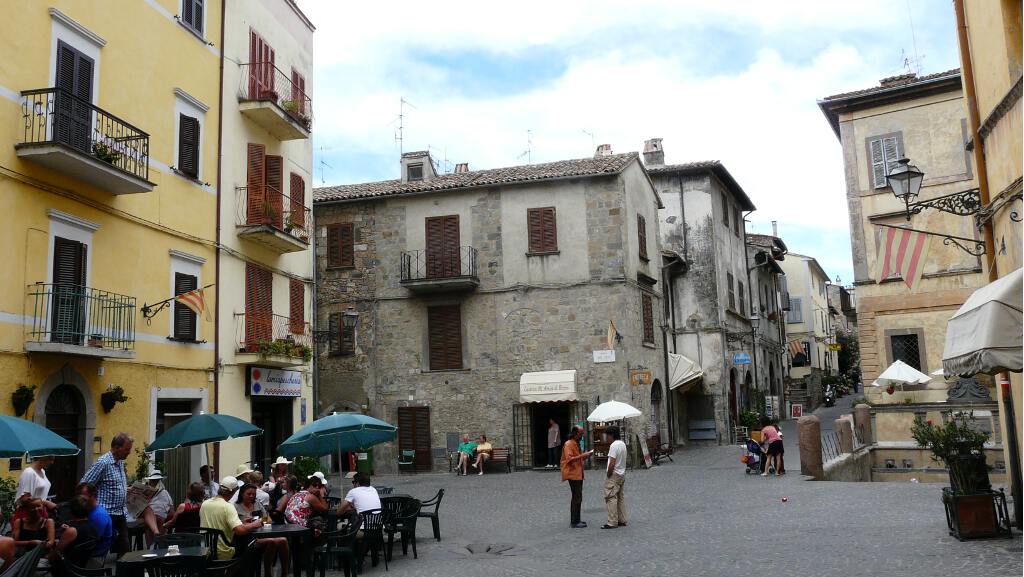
726 272 735 311
891 334 922 370
329 312 355 356
641 293 655 345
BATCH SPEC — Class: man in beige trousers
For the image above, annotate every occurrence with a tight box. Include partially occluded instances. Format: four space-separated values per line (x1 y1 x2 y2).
600 426 627 529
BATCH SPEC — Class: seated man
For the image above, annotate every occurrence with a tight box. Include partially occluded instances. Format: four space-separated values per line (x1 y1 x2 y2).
51 495 99 569
455 435 477 476
336 473 381 518
472 435 493 476
76 482 113 561
199 477 264 568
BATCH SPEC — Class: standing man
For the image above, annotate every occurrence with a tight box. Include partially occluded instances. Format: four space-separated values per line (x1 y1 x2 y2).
600 426 627 529
547 419 561 468
199 465 219 500
80 432 133 556
560 425 593 528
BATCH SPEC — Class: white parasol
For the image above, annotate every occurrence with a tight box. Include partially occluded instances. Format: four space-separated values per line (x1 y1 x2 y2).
871 360 932 387
587 401 642 422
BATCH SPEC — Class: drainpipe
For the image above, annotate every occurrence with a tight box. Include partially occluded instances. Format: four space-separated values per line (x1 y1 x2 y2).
954 0 1020 529
212 0 227 474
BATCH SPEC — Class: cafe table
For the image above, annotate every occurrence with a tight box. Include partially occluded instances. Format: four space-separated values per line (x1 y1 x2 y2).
116 546 208 577
252 523 313 577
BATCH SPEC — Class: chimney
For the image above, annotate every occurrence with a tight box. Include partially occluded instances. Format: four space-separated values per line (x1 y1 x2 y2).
772 220 778 237
878 72 917 88
400 150 437 183
454 162 469 173
642 138 664 167
594 144 613 158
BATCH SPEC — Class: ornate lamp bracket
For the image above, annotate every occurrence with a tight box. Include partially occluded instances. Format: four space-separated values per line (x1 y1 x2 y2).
875 223 986 257
906 188 981 219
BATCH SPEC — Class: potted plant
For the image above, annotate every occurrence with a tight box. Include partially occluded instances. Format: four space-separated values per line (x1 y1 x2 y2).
92 142 121 164
88 333 104 348
100 385 130 413
911 412 1011 540
11 385 35 417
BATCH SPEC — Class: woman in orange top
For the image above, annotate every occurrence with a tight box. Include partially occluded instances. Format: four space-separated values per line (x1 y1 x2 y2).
560 425 593 528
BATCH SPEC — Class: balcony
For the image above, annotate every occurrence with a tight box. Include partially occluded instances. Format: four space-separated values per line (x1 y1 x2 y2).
15 88 154 194
236 185 311 253
237 63 312 140
235 312 311 368
26 283 136 359
400 246 480 293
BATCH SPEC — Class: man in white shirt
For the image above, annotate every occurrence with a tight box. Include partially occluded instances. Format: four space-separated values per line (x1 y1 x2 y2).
337 473 381 516
199 465 219 500
600 426 628 529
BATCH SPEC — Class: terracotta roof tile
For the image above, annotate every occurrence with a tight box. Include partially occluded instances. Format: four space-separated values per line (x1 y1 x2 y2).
820 68 960 102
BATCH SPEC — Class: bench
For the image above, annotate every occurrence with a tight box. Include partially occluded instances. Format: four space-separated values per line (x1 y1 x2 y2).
483 447 511 473
646 435 673 465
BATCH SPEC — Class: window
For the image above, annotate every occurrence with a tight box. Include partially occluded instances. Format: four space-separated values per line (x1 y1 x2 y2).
527 207 557 253
289 279 304 334
427 305 462 370
326 223 354 268
328 312 355 356
407 163 424 181
425 215 460 277
289 173 306 231
290 69 307 115
245 143 284 229
869 134 904 189
248 30 275 99
738 281 746 316
180 0 204 35
641 293 655 345
787 297 803 323
891 334 922 370
637 214 649 261
733 207 741 237
760 284 767 315
792 342 810 367
52 236 88 345
172 272 198 340
54 41 94 152
726 272 735 311
177 114 200 178
244 263 272 351
722 193 730 228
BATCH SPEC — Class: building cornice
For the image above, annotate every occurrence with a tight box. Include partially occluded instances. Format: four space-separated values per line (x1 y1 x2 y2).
47 208 99 232
174 88 210 113
49 8 106 48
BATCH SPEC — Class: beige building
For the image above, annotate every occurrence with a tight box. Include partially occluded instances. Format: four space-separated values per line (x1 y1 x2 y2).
818 70 987 404
779 254 836 413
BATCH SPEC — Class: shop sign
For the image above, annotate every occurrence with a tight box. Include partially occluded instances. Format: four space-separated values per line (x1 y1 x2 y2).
790 403 804 418
732 352 752 365
593 349 616 363
248 366 301 397
828 343 842 352
629 370 653 387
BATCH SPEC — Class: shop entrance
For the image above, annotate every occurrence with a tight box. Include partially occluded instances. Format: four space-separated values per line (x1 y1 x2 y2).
45 384 85 501
251 398 293 474
530 402 570 468
512 401 588 469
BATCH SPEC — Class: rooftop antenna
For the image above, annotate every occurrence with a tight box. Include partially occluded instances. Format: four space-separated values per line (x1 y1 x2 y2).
318 146 332 184
516 129 533 164
392 97 416 156
582 129 595 152
427 144 447 174
905 0 922 74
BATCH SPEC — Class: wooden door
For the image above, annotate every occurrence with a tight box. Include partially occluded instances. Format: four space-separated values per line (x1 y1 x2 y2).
51 237 87 345
425 215 459 278
45 385 85 501
397 407 432 471
54 41 93 153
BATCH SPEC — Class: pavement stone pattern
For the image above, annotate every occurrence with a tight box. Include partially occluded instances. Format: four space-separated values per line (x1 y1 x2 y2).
325 441 1022 577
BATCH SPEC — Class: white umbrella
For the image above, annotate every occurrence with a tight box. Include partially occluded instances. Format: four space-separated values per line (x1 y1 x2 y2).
942 267 1023 376
587 400 642 422
871 360 932 387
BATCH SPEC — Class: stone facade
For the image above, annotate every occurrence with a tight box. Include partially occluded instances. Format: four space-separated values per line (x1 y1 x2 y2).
314 153 666 472
746 233 790 420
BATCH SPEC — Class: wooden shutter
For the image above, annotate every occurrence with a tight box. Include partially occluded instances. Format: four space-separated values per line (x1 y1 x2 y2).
54 41 93 152
289 173 305 230
641 293 654 344
291 70 306 115
244 263 272 351
246 143 266 223
428 305 462 370
527 207 557 253
173 272 198 340
178 114 200 178
289 279 304 334
637 214 648 260
51 237 87 345
397 407 432 471
265 155 284 229
727 272 735 311
871 136 902 188
53 237 87 288
722 194 730 227
334 313 355 356
425 215 460 277
738 281 746 316
327 223 354 268
248 30 259 98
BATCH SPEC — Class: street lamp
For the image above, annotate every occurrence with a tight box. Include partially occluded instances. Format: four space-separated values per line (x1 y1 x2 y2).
886 157 924 221
749 314 760 330
341 306 359 329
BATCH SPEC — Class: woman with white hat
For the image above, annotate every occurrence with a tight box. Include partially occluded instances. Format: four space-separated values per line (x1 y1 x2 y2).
136 470 174 547
264 456 292 506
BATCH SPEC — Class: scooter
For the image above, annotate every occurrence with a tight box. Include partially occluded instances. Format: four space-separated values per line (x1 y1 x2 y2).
823 383 836 407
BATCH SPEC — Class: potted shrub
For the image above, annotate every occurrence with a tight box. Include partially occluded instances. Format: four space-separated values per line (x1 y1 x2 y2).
911 412 1011 540
92 142 121 164
11 385 35 417
100 385 130 413
88 333 104 348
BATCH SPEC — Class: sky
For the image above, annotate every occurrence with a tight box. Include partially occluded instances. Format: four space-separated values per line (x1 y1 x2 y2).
300 0 963 284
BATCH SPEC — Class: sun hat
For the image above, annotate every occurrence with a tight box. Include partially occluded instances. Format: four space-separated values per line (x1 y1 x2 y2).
272 456 292 466
220 476 240 492
235 463 255 476
307 471 326 483
144 470 165 481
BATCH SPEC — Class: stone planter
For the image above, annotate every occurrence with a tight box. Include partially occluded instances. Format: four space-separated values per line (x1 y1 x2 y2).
941 488 1011 540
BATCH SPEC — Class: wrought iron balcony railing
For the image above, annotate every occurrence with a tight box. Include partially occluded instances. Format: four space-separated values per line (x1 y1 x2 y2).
237 62 312 131
235 185 312 243
401 246 479 282
236 312 312 355
27 283 136 350
19 88 150 182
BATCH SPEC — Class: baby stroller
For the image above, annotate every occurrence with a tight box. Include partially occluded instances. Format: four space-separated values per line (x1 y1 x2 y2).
742 439 765 474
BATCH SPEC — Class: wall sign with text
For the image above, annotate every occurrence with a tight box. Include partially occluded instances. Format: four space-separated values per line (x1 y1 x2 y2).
247 366 302 397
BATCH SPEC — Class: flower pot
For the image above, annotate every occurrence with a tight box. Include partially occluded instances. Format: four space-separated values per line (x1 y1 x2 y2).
941 488 1011 540
88 334 104 348
101 394 117 413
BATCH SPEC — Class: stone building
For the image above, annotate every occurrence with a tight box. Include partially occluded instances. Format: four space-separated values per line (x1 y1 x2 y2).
818 70 987 403
746 233 791 420
643 140 757 445
312 148 665 472
779 253 837 413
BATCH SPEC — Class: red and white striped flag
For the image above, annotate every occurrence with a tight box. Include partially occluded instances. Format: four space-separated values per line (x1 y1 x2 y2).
875 227 931 292
175 287 212 322
788 340 804 358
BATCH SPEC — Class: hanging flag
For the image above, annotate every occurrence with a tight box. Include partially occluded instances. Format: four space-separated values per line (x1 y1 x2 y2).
788 340 804 359
175 287 212 322
606 320 618 350
875 226 931 292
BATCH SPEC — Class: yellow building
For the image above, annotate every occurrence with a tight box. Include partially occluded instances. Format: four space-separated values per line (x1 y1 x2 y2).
0 1 221 500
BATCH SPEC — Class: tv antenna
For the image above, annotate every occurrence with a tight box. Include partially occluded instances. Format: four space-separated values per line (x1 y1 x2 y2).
582 129 596 152
318 146 332 184
516 129 533 164
391 97 416 156
903 0 923 74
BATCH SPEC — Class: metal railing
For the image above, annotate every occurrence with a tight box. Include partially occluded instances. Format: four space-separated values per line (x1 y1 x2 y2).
20 88 150 181
237 63 312 130
235 312 311 354
821 430 842 463
401 246 479 282
235 185 312 243
27 283 136 350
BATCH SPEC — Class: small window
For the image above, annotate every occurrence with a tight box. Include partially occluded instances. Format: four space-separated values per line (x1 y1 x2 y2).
181 0 204 35
329 313 355 356
408 163 424 181
177 114 200 179
428 305 462 370
641 293 655 345
869 134 904 189
733 207 741 237
722 194 730 228
726 272 735 311
527 207 557 253
173 272 198 340
738 281 746 316
891 334 922 370
637 214 649 261
787 297 803 323
326 223 354 268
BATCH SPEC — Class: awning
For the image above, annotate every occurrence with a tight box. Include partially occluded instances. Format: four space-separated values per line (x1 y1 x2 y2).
667 353 703 391
519 370 578 403
942 267 1023 376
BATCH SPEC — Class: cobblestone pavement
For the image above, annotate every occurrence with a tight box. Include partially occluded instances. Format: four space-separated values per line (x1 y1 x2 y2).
328 443 1021 577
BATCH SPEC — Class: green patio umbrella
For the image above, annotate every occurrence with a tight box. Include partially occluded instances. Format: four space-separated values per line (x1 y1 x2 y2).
145 413 262 451
278 412 397 458
0 415 80 458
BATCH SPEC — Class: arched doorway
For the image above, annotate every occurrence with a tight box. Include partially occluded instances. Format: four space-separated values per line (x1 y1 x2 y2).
649 380 663 439
45 384 85 501
728 368 738 429
742 371 752 411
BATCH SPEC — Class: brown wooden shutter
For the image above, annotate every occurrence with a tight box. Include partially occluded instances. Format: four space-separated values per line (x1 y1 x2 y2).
289 279 304 334
527 208 543 253
326 223 354 268
425 215 460 277
178 114 200 178
246 143 266 224
541 207 557 252
173 272 198 340
337 313 355 356
289 173 305 230
248 30 259 98
244 263 272 351
638 214 648 260
397 407 432 471
428 305 462 370
291 70 306 114
265 155 284 229
641 293 654 344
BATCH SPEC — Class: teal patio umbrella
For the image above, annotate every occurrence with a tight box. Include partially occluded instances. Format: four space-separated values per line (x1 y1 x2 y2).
0 415 80 458
145 413 262 451
278 412 397 458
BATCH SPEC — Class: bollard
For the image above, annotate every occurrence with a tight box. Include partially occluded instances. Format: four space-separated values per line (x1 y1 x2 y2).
835 417 854 454
798 416 823 479
854 404 872 446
